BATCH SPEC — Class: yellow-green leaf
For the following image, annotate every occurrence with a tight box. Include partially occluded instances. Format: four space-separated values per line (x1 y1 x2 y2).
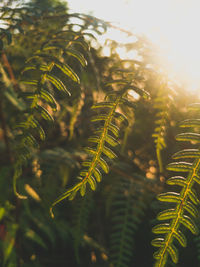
55 62 80 83
45 74 71 95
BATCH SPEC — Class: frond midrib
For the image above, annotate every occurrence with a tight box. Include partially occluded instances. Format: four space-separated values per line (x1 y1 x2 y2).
82 95 121 184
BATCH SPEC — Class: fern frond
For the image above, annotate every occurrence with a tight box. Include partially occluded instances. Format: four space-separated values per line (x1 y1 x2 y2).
51 59 150 213
72 192 93 263
152 104 200 267
51 93 123 207
109 177 146 267
152 82 174 173
13 30 88 198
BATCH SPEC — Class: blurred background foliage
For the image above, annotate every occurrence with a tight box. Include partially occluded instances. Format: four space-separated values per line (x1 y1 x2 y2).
0 0 199 266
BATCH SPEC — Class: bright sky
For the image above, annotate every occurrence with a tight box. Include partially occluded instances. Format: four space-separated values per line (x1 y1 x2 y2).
68 0 200 93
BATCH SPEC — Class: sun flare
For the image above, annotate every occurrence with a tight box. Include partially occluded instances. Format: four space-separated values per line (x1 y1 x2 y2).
69 0 200 94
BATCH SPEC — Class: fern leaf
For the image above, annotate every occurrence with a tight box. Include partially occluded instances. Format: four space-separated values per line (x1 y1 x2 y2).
13 28 88 199
40 89 58 111
55 62 80 83
50 56 150 215
97 157 109 173
45 73 71 95
72 193 93 263
50 93 123 208
109 177 146 267
102 146 117 159
157 209 177 220
30 118 46 141
157 193 182 203
93 168 102 182
183 201 198 217
172 149 200 159
176 133 200 142
179 119 200 128
152 105 200 267
152 82 173 173
167 162 193 172
36 105 54 122
65 48 87 67
166 176 187 186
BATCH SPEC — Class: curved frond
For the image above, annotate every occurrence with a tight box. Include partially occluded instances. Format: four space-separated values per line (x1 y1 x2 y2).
13 28 89 198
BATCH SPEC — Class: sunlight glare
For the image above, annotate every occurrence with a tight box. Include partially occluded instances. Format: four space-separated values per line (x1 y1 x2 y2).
69 0 200 94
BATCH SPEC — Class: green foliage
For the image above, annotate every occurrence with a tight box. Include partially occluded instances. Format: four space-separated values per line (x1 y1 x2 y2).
109 177 146 267
0 1 200 267
72 192 93 263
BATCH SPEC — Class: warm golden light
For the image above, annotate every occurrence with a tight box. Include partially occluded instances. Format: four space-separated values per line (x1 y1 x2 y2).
69 0 200 94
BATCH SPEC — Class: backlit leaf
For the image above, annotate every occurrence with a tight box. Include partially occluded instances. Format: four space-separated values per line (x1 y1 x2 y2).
88 176 96 191
180 215 199 235
102 146 116 159
167 243 178 263
157 209 177 220
166 176 186 187
45 74 71 95
176 133 200 143
55 62 80 83
97 157 109 173
65 48 87 66
172 149 200 159
157 193 182 204
166 162 192 172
